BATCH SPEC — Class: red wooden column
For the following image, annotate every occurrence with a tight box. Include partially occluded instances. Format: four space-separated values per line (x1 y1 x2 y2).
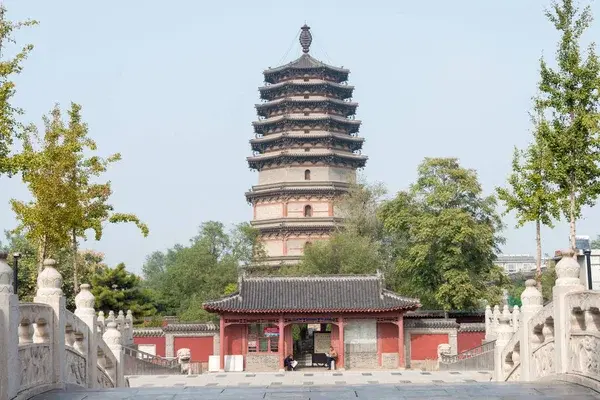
219 315 225 371
397 314 404 368
278 316 285 369
338 317 345 369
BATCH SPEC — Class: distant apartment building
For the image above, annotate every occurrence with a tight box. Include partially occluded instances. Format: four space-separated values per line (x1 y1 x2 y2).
495 254 536 274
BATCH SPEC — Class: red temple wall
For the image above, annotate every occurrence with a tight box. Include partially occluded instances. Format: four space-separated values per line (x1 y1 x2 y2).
330 324 340 351
284 325 293 356
457 331 485 353
378 323 399 353
410 333 448 360
174 336 213 362
225 325 245 356
133 337 166 357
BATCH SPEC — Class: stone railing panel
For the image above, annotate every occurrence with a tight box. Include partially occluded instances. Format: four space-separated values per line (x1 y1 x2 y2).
528 303 555 380
97 336 117 388
17 343 53 394
566 291 600 379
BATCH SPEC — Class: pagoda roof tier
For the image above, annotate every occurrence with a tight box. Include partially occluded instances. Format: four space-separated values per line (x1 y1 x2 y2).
263 54 350 84
250 132 364 152
255 98 358 118
245 182 352 203
259 81 354 101
203 274 421 314
247 151 368 171
253 115 361 135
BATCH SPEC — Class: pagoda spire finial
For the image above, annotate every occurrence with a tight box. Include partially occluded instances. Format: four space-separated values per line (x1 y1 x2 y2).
299 24 312 54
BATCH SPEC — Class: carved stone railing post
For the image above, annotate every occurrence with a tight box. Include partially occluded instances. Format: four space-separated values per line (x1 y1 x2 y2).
484 305 492 341
519 279 543 381
494 306 513 381
34 259 66 388
102 321 125 387
0 252 20 400
125 310 134 346
553 249 585 374
74 284 97 388
512 305 520 332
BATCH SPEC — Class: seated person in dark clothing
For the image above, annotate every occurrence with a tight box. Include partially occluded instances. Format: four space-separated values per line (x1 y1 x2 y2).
326 346 338 370
284 354 297 371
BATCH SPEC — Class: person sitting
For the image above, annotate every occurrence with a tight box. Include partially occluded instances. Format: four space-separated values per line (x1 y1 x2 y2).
326 346 338 370
284 354 298 371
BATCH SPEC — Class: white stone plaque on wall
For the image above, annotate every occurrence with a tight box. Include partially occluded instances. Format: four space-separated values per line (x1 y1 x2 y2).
313 332 331 354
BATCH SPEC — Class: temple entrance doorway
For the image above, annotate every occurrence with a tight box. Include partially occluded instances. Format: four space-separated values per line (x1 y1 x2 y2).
290 323 333 370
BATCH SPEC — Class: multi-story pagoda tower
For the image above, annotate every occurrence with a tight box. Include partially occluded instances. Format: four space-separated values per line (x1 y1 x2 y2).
246 25 367 267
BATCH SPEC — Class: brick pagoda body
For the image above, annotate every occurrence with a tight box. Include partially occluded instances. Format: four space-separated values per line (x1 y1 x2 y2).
246 25 367 267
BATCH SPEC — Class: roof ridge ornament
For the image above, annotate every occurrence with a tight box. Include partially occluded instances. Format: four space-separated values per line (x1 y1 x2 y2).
299 24 312 54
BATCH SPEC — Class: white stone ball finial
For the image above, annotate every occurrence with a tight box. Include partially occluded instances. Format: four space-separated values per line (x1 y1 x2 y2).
75 283 96 316
36 259 63 297
0 252 14 293
102 321 123 348
521 279 543 310
555 249 582 287
108 310 115 322
117 310 125 320
126 310 133 321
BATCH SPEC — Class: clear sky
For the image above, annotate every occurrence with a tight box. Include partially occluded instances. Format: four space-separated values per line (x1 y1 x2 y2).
2 0 600 274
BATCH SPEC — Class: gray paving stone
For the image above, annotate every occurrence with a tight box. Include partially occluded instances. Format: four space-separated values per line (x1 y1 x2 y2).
335 381 346 385
391 372 402 375
361 372 372 376
449 371 461 375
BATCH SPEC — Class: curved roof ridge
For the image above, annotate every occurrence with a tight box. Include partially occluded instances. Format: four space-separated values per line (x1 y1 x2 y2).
243 273 380 281
264 54 349 75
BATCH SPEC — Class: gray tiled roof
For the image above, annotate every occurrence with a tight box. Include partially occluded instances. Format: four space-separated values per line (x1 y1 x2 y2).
264 54 349 75
163 323 218 332
203 275 420 314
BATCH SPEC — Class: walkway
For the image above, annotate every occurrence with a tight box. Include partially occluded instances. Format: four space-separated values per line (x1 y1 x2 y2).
31 371 600 399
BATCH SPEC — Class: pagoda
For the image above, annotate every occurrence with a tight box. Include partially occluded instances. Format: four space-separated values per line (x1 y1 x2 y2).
246 25 367 267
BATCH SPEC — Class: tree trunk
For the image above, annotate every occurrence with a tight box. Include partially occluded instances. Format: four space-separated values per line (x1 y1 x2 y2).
536 219 542 291
72 229 79 294
37 235 48 275
569 182 577 255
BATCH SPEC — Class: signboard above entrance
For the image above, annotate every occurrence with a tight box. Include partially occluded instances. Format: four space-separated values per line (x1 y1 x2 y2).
264 327 279 337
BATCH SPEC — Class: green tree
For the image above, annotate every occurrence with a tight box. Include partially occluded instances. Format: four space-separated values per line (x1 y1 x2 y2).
60 103 148 293
91 263 157 320
0 232 107 309
0 6 37 176
141 222 254 321
536 0 600 250
379 158 508 310
11 106 78 271
497 109 560 284
591 235 600 249
11 103 148 287
290 231 384 276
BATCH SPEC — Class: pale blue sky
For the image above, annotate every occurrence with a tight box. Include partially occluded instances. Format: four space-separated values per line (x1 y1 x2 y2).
2 0 600 274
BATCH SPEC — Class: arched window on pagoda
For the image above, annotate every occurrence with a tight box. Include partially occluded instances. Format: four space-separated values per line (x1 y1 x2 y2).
304 169 311 180
304 205 312 217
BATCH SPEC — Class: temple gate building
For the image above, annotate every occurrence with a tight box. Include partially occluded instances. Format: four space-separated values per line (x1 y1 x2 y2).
246 25 367 266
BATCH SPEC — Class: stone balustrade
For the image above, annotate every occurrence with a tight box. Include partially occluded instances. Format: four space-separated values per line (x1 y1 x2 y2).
97 308 134 347
485 304 520 342
0 255 126 400
492 249 600 391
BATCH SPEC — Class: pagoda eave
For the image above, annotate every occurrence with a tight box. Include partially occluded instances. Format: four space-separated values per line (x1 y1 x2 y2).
247 154 368 171
245 184 351 203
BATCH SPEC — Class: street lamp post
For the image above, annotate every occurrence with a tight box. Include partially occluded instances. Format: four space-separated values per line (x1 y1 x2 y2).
12 252 21 295
584 249 593 290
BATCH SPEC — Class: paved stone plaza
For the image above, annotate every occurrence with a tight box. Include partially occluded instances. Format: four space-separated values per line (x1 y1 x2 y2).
30 371 600 399
30 382 600 399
